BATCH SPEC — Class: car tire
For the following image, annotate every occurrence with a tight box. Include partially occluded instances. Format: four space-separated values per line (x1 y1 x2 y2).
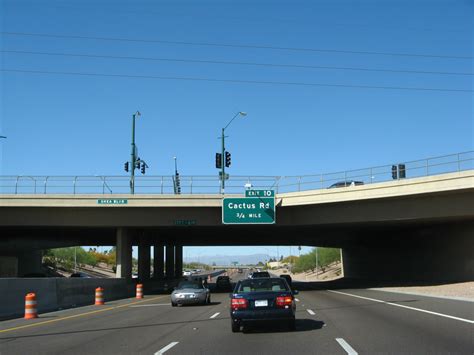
288 319 296 331
171 302 177 307
231 320 240 333
207 295 211 304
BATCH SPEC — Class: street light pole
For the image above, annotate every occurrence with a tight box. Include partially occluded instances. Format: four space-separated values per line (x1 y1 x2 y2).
220 112 247 194
315 247 318 280
130 112 139 194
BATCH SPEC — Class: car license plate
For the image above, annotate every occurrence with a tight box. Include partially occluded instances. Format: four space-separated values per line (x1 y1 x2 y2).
255 300 268 307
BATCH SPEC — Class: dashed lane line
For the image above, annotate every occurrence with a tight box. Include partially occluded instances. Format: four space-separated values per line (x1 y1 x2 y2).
0 295 166 334
328 290 474 324
335 338 358 355
210 312 220 319
295 298 300 302
306 309 316 315
154 341 179 355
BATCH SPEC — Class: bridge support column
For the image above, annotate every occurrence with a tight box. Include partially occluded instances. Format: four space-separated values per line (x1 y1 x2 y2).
116 228 132 279
175 245 183 278
165 244 175 279
153 243 164 279
138 233 151 282
18 250 43 277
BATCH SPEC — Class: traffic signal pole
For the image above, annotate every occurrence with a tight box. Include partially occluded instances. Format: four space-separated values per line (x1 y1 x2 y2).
221 127 225 194
218 112 246 194
130 113 137 194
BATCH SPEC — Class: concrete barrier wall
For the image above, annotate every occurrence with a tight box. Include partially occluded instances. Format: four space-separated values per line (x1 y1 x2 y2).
0 278 134 320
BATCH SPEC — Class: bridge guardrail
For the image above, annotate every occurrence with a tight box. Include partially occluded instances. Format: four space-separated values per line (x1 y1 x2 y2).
0 151 472 195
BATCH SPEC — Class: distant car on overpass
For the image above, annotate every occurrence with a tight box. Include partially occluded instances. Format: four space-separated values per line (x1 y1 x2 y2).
328 180 364 188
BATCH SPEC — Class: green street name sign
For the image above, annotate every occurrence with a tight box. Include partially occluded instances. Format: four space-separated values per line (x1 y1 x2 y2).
97 199 128 205
245 189 275 197
222 197 275 224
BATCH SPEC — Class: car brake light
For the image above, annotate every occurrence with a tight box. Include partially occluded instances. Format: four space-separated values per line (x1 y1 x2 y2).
231 298 248 310
276 296 293 307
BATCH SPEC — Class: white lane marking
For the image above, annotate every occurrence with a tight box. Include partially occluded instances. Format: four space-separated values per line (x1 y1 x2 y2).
130 303 169 307
155 341 179 355
295 298 300 302
210 312 220 319
336 338 358 355
328 290 474 324
307 309 315 315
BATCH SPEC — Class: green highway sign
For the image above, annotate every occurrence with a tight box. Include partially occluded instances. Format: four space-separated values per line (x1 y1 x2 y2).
222 197 275 224
245 189 275 197
97 199 128 205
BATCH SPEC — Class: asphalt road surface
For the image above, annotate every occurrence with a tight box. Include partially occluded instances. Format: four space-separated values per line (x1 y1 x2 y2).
0 271 472 354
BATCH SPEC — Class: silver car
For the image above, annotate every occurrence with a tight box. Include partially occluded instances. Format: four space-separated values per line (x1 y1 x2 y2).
171 281 210 307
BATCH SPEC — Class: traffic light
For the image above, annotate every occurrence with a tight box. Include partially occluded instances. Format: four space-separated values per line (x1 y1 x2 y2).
141 163 146 174
136 157 141 169
225 151 231 167
215 153 222 169
391 165 397 180
124 162 129 172
175 172 181 194
398 164 406 179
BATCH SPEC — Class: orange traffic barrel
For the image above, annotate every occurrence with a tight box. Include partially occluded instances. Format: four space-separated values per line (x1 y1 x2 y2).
24 292 38 319
136 284 144 299
95 287 104 305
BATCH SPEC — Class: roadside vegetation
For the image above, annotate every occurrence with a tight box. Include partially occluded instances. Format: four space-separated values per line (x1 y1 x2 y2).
183 262 211 271
43 247 116 272
291 247 341 273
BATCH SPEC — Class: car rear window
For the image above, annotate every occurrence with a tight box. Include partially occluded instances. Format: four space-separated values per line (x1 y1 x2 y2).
251 272 270 278
177 282 202 289
236 279 289 292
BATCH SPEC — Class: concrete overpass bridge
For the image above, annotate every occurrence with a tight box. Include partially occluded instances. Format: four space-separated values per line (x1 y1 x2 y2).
1 165 473 282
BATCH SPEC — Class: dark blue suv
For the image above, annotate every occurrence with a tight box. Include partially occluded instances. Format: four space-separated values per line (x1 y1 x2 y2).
230 277 298 332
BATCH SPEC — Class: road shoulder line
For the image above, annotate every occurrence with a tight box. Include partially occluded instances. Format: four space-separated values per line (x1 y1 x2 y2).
368 288 474 303
0 295 166 334
328 290 474 324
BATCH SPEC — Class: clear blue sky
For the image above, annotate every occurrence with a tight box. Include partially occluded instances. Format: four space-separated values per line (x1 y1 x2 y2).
1 0 472 258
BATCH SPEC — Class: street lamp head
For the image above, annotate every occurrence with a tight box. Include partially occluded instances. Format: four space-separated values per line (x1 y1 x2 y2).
135 111 141 117
239 112 247 117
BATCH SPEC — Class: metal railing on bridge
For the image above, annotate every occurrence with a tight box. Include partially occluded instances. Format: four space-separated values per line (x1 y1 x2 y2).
1 151 472 195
